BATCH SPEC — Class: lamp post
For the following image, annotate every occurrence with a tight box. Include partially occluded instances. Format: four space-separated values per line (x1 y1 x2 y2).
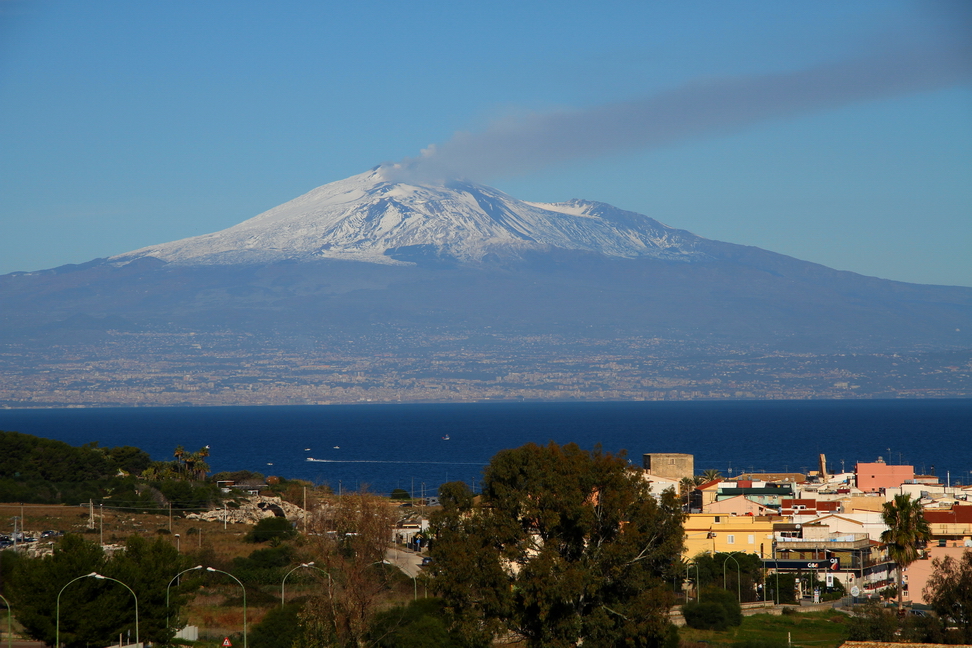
92 574 139 646
57 572 138 648
685 562 701 602
207 567 247 648
281 562 327 608
56 572 98 648
167 566 204 630
0 592 11 648
722 552 742 602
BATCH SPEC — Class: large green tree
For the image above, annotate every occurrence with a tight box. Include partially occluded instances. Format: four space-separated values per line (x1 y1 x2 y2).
923 549 972 642
9 534 193 647
880 493 931 609
428 442 684 648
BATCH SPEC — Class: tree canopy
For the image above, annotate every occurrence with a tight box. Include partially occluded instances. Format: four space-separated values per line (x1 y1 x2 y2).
428 441 684 648
923 549 972 643
8 533 192 648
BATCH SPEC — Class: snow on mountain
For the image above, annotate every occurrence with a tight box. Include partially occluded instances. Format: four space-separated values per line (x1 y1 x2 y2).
112 167 709 266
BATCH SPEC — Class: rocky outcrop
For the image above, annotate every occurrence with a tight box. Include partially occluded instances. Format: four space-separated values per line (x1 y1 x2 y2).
185 495 306 525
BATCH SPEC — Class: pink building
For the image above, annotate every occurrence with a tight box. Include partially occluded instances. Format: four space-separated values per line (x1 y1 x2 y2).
703 494 771 516
905 546 969 604
855 460 914 493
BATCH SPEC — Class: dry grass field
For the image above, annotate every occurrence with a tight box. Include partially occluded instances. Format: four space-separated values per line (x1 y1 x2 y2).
1 501 313 645
1 497 424 647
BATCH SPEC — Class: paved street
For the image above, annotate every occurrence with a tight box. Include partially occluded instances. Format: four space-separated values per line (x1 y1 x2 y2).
385 545 425 578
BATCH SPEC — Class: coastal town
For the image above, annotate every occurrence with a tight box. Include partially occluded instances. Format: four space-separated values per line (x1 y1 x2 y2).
3 434 972 647
641 452 971 606
4 450 970 610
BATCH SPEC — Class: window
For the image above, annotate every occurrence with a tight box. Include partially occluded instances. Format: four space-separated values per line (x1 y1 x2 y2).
727 535 735 545
748 534 755 544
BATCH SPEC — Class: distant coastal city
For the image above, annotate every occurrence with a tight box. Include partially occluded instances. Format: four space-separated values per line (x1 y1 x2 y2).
2 330 969 407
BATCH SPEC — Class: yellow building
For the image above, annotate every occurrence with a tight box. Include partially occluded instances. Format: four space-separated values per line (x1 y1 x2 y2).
683 513 778 559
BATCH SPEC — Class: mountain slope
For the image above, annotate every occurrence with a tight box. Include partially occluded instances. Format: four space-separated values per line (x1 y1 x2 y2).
111 169 707 266
2 168 970 355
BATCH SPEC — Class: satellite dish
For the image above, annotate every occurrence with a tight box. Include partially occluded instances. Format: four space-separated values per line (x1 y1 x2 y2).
795 524 802 529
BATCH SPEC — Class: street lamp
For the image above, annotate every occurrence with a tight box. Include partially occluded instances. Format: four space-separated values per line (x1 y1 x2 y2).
281 562 326 607
167 566 203 630
206 567 247 648
56 572 98 648
0 592 11 648
722 552 742 602
57 572 138 648
92 574 139 646
685 562 701 602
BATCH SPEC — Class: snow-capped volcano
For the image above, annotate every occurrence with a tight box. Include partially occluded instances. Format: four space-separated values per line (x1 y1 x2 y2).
112 168 707 266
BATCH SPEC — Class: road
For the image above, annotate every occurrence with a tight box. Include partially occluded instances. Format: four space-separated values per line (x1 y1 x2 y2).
385 545 425 578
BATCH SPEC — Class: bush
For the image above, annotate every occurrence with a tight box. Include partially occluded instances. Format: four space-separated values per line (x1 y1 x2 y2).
662 623 679 648
703 587 743 625
366 598 461 648
245 516 297 543
683 601 730 631
390 488 411 500
251 601 305 648
683 587 742 631
848 602 899 642
231 545 298 584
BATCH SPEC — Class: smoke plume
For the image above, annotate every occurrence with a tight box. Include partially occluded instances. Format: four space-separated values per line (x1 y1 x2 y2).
381 42 971 184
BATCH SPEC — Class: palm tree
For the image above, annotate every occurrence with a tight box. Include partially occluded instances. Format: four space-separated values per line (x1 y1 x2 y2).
702 469 723 483
679 476 696 507
173 445 186 476
188 446 211 480
880 493 931 609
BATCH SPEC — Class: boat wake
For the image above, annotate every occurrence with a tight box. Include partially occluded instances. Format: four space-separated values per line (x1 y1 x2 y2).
306 458 484 465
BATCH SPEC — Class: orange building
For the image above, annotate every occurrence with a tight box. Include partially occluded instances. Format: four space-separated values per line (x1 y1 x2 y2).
855 459 914 493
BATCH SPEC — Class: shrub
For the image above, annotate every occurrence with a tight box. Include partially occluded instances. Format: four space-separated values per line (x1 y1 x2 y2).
703 587 743 626
245 516 297 543
251 601 304 648
683 601 730 631
366 598 461 648
683 587 742 631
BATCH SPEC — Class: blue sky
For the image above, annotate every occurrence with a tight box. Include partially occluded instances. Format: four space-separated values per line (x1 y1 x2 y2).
1 1 970 285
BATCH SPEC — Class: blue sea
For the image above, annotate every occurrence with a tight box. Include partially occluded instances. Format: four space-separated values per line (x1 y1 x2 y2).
1 400 970 497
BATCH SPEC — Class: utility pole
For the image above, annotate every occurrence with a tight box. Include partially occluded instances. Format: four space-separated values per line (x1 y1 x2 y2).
88 499 95 529
303 486 307 534
168 503 172 532
99 503 104 546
